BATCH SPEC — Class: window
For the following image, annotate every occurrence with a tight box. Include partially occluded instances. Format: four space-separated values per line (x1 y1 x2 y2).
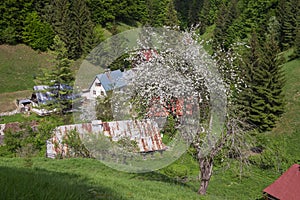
95 82 101 86
93 90 96 95
101 91 104 96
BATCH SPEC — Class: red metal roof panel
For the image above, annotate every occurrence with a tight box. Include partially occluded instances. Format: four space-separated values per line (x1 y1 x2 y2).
263 164 300 200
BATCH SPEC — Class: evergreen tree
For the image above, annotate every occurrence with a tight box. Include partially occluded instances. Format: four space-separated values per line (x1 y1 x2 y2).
165 0 179 27
0 0 34 44
47 0 71 45
187 0 203 27
291 1 300 59
277 0 296 50
238 32 262 125
293 27 300 59
46 0 94 59
67 0 95 59
240 27 285 132
198 0 211 34
212 3 231 50
144 0 168 27
36 36 75 115
22 12 54 51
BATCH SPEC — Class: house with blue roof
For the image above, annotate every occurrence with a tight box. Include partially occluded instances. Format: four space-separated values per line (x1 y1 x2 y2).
85 69 130 99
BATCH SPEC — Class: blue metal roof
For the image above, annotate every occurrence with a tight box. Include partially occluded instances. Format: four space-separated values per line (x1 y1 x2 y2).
33 85 54 104
33 84 77 105
95 69 127 91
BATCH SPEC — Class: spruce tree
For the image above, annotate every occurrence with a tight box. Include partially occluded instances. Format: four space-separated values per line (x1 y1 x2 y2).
240 27 285 132
165 0 179 27
212 1 237 51
291 1 300 59
293 28 300 59
36 35 75 115
46 0 94 59
67 0 94 59
237 31 260 121
198 0 211 34
22 12 54 51
278 0 296 50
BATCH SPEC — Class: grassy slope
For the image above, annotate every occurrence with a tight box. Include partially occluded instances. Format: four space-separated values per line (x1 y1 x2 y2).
0 23 134 112
0 157 203 200
0 44 53 93
0 45 53 112
0 33 299 199
0 58 297 200
273 58 300 161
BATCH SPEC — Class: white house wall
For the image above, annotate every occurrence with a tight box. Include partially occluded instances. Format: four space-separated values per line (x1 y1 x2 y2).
88 78 107 99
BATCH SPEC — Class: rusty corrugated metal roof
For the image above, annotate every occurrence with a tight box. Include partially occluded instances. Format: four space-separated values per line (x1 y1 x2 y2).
47 119 166 159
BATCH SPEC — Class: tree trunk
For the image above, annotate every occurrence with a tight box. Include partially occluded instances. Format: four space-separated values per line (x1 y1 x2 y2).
198 157 213 195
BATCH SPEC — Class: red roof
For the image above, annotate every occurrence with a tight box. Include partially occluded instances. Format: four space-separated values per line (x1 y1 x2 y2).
263 164 300 200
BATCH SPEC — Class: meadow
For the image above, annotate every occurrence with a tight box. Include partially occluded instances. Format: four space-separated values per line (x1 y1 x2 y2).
0 44 299 199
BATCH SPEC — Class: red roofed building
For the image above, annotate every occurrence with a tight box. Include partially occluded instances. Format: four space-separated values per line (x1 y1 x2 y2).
263 164 300 200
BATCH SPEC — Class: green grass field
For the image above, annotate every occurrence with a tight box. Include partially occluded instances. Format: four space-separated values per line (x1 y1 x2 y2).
0 45 53 93
0 156 280 200
0 44 299 199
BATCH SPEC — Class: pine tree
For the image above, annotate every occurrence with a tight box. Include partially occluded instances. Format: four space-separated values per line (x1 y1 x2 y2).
164 0 179 27
22 12 54 51
67 0 94 59
293 28 300 59
187 0 203 26
241 27 285 132
46 0 94 59
212 0 238 51
198 0 211 34
291 1 300 59
47 0 71 46
36 35 75 115
278 0 296 50
237 31 260 121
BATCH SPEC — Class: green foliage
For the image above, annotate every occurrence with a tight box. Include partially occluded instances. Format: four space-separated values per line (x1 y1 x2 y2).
96 94 113 121
175 0 219 29
212 2 235 50
87 0 146 26
67 0 95 59
164 0 180 27
0 0 35 44
116 137 139 153
62 130 91 158
277 0 298 50
239 28 285 132
1 27 17 44
22 12 54 51
249 134 294 172
3 120 56 157
36 35 75 115
143 0 169 27
161 164 189 179
161 115 177 144
44 0 94 59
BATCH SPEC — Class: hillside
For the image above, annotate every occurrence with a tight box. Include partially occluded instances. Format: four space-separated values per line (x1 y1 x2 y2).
0 44 53 93
0 45 53 112
0 57 298 199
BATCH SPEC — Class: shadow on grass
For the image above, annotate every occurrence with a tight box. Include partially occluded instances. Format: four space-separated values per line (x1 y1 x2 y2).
0 166 127 200
130 171 198 192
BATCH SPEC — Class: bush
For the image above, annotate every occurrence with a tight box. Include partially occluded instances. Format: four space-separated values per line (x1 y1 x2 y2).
3 120 57 157
161 164 190 180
